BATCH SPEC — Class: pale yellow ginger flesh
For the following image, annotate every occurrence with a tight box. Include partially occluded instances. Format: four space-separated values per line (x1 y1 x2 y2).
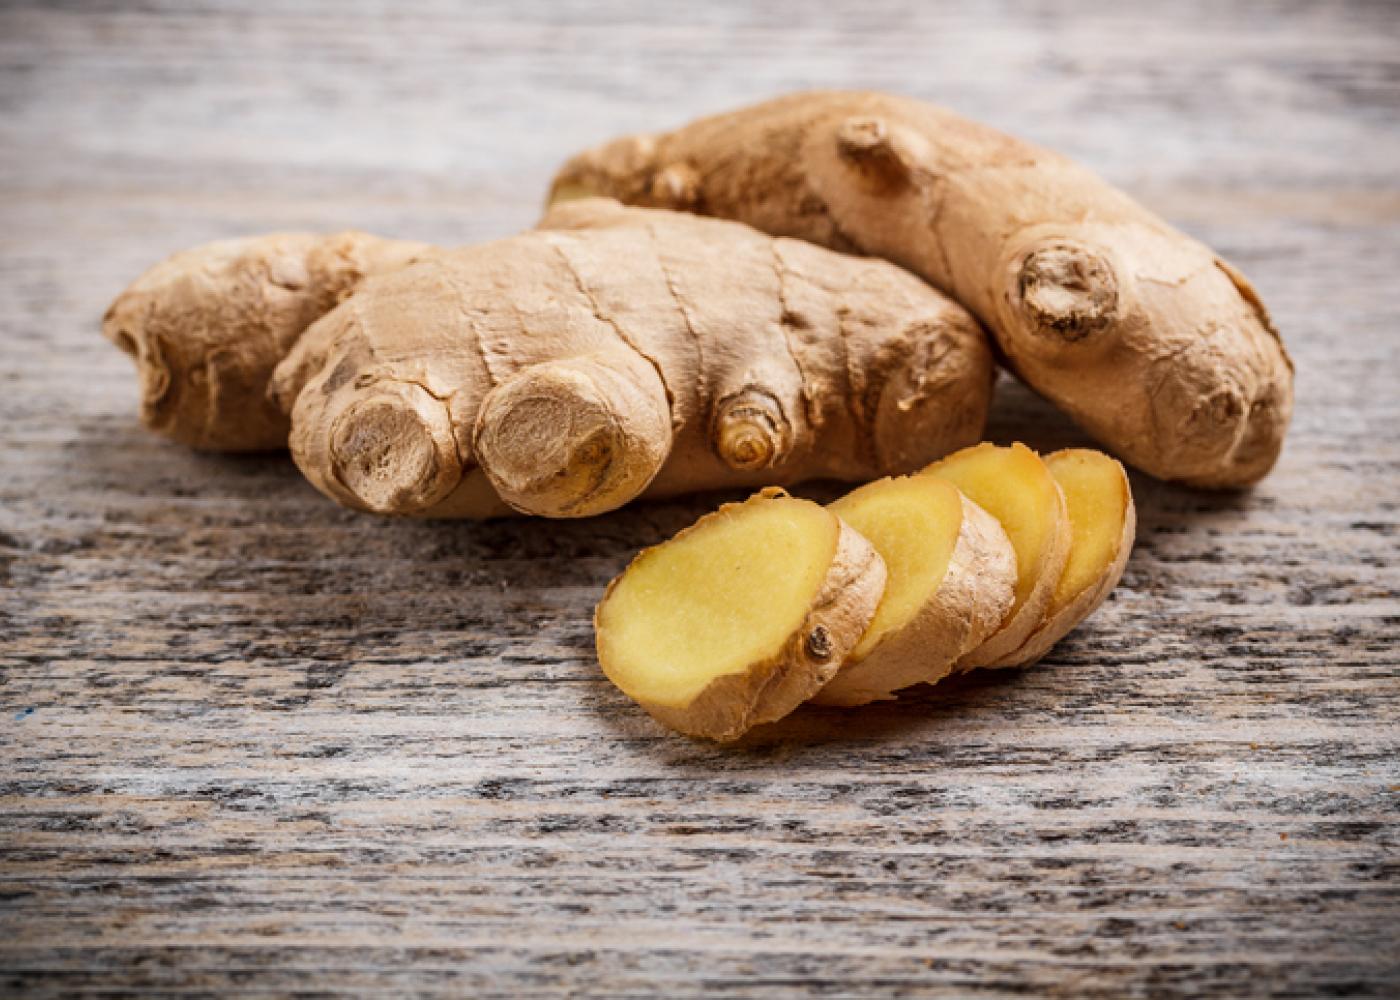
831 477 961 662
991 448 1135 668
594 490 885 740
599 498 837 708
927 444 1060 612
923 442 1069 669
1049 450 1131 608
813 475 1015 706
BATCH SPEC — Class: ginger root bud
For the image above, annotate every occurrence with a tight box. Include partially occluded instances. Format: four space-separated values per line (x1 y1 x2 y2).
712 389 791 471
326 381 462 515
473 352 672 518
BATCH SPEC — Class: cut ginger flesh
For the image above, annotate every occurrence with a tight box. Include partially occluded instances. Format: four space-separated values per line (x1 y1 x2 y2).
1045 449 1129 609
596 497 838 709
925 442 1058 615
830 477 962 662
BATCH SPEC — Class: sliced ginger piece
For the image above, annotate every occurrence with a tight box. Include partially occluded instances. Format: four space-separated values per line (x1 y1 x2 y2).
923 442 1070 669
594 489 885 740
990 449 1135 667
812 476 1015 707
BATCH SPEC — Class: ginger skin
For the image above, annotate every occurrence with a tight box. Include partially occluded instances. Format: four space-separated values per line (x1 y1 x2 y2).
550 90 1295 489
102 232 429 451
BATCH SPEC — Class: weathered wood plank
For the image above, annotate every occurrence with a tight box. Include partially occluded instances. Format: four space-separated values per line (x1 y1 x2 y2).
1 0 1397 996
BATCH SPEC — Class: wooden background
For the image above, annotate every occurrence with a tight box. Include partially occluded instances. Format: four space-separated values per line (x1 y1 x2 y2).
2 1 1397 996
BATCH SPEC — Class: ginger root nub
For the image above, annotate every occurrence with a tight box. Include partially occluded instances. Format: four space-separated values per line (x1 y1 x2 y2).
712 389 792 471
474 349 672 518
328 381 462 515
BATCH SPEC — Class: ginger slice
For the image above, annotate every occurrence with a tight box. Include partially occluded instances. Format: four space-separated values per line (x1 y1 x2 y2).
594 489 885 740
812 476 1015 707
991 449 1135 667
923 442 1070 669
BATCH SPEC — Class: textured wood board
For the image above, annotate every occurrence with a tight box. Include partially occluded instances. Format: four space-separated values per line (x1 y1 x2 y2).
1 1 1397 996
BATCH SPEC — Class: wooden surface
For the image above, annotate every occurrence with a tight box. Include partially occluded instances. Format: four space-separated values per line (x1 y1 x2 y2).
2 2 1398 996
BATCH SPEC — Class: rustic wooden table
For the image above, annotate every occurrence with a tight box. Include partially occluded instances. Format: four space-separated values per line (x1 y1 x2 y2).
2 2 1397 996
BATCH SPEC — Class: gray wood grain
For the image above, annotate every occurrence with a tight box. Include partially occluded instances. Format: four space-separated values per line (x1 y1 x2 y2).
1 1 1397 996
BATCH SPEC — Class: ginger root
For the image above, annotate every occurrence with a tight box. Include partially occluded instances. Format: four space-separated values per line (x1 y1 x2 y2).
102 231 428 451
923 442 1071 669
811 475 1014 707
990 449 1136 668
104 201 993 518
550 90 1294 488
270 199 992 518
594 489 885 741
